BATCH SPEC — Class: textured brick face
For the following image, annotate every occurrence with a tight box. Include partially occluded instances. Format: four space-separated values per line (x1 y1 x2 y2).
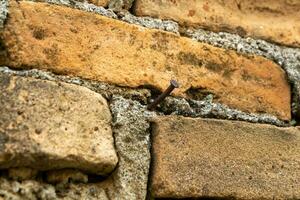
0 1 291 120
151 116 300 199
0 73 118 175
134 0 300 47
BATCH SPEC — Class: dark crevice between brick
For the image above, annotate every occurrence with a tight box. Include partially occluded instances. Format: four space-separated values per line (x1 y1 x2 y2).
186 87 217 101
146 121 156 200
0 38 7 65
0 168 109 184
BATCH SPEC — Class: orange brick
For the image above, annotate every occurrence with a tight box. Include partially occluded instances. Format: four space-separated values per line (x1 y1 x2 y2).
0 1 291 120
134 0 300 47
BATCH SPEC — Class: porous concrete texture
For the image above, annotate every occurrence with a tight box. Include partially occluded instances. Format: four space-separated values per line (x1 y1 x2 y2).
33 0 117 18
0 0 8 28
21 0 299 120
0 178 57 200
0 66 289 127
108 95 156 199
0 73 118 175
28 0 180 33
119 11 179 34
108 0 134 11
151 116 300 199
87 0 108 7
160 95 287 127
134 0 300 47
1 1 291 120
0 66 151 104
186 28 300 118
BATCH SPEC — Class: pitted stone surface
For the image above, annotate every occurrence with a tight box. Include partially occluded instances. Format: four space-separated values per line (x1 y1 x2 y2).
87 0 108 7
151 116 300 199
134 0 300 47
0 0 8 28
0 73 118 175
0 1 291 120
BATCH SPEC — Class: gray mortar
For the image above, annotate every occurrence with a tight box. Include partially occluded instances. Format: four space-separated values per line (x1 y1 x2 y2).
160 95 289 127
28 0 179 33
0 66 282 127
0 66 291 126
119 11 179 34
0 0 8 29
34 0 117 18
185 29 300 117
108 0 134 12
24 0 299 117
109 95 156 200
0 66 151 103
0 178 56 200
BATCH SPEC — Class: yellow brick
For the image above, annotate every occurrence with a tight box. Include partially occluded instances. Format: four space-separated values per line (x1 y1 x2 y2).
0 1 291 120
134 0 300 47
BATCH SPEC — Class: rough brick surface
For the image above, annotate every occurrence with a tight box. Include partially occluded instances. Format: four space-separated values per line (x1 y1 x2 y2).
87 0 109 7
0 73 118 175
1 1 291 120
134 0 300 47
151 116 300 199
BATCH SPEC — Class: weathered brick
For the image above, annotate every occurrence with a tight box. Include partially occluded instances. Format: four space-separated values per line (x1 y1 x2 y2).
151 116 300 199
134 0 300 47
0 73 118 175
87 0 109 7
0 1 291 120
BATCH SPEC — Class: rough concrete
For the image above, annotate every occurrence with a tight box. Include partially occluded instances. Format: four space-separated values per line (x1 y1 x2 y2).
0 0 8 29
151 116 300 199
28 0 179 33
0 66 289 127
119 11 179 34
0 66 151 104
19 0 298 119
0 178 57 200
185 28 300 118
160 95 288 127
108 0 134 12
87 0 108 7
0 74 156 199
108 95 156 199
0 72 118 175
1 1 291 120
33 0 117 18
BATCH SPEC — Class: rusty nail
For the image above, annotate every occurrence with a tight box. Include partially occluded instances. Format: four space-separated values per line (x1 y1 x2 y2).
147 79 179 111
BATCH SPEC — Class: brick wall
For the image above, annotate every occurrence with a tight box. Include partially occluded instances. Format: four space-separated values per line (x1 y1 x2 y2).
0 0 299 199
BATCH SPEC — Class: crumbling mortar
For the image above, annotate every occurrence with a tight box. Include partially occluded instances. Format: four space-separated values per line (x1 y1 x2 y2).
184 29 300 118
0 0 8 29
0 66 291 127
21 0 300 119
27 0 179 34
108 95 156 199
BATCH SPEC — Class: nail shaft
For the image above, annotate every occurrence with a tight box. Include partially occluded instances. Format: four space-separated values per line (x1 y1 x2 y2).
147 80 179 110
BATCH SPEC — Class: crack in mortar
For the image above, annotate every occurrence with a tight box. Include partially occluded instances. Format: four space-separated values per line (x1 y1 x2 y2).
0 0 8 28
0 66 291 127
